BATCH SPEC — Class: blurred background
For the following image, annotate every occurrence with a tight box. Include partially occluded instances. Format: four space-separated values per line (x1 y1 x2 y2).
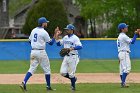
0 0 140 60
0 2 140 93
0 0 140 39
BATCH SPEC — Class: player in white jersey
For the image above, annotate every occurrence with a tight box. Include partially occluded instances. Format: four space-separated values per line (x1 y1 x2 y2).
20 17 56 91
117 23 139 88
55 24 82 90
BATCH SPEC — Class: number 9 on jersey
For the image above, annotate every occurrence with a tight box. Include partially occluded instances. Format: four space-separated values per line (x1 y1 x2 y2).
34 33 38 42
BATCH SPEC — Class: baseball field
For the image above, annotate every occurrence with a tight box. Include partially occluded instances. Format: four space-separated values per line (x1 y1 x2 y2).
0 60 140 93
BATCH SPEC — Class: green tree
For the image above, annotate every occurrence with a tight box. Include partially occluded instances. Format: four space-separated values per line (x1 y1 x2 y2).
22 0 68 36
76 0 140 37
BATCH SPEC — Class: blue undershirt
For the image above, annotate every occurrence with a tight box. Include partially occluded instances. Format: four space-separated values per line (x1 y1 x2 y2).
48 38 55 45
131 34 138 44
73 46 82 50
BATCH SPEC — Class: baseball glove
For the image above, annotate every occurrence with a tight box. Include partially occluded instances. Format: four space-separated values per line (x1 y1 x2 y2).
59 48 70 57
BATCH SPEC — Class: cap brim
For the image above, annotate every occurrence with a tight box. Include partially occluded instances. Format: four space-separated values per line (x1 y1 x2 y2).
46 21 49 23
124 25 129 28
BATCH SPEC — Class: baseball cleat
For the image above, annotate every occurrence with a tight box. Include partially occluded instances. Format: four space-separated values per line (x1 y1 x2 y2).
121 83 129 88
71 86 76 91
71 77 77 91
46 86 56 91
20 82 27 92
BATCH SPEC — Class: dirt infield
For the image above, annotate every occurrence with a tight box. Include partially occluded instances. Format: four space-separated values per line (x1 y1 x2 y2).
0 73 140 84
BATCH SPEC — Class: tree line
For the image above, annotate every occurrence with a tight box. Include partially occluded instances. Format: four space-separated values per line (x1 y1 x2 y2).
76 0 140 37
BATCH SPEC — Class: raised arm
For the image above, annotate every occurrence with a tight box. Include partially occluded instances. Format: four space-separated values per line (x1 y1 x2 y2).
48 38 55 45
131 29 140 44
54 27 63 46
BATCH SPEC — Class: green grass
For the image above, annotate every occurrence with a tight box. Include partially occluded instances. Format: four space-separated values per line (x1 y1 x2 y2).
0 60 140 74
0 83 140 93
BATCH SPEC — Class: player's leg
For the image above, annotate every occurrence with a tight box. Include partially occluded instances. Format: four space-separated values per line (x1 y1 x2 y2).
124 52 131 84
126 53 131 73
119 58 123 83
119 63 123 83
119 52 126 87
20 51 39 91
68 55 79 90
25 56 39 84
121 52 130 87
60 56 69 79
40 51 52 90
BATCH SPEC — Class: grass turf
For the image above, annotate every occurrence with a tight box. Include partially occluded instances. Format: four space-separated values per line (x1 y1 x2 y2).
0 83 140 93
0 60 140 74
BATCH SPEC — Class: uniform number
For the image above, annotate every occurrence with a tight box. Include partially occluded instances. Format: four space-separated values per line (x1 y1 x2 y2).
117 41 120 47
34 33 38 42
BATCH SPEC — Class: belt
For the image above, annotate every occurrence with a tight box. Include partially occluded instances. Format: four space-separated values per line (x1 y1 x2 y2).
66 54 77 56
119 50 130 53
32 48 44 50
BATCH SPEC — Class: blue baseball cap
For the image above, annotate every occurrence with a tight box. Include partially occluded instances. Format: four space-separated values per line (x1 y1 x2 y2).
38 17 49 24
64 24 75 30
118 23 128 30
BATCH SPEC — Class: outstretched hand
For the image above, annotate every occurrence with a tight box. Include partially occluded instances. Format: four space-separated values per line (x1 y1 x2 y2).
54 27 62 39
135 29 140 35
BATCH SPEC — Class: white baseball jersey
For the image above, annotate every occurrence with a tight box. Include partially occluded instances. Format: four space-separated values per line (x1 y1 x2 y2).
117 32 131 75
117 32 131 52
29 27 51 49
58 34 82 78
59 34 82 54
28 27 51 75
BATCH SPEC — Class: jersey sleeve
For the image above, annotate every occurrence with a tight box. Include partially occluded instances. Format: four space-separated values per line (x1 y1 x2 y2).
123 35 131 44
29 32 32 42
44 31 51 43
29 35 31 41
56 36 67 46
74 37 82 46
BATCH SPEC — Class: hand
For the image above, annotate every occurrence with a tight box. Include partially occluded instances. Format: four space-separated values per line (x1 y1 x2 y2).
137 29 140 35
70 48 74 51
137 29 140 31
54 27 62 39
135 29 140 34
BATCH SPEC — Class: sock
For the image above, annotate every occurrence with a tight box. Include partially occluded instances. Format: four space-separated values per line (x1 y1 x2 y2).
122 73 128 84
70 77 76 88
45 74 51 88
64 73 70 79
24 72 32 85
120 75 122 82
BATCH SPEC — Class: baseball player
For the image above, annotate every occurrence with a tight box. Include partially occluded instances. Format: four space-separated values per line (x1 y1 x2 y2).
117 23 139 88
55 24 82 91
20 17 56 92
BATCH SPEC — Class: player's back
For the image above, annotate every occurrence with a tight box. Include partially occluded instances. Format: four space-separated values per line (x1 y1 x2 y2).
117 32 131 52
29 27 50 49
